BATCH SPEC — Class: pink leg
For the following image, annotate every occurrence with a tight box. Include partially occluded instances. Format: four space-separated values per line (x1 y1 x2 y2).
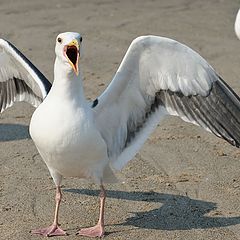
31 186 67 237
78 184 106 237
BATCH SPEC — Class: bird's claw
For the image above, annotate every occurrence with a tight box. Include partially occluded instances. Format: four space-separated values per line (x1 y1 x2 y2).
31 224 67 237
78 224 104 238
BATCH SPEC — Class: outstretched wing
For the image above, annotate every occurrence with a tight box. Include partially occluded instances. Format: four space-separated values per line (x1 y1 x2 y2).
0 39 51 113
93 36 240 170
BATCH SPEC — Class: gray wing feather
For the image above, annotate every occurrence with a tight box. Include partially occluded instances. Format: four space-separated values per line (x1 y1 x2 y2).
160 78 240 147
0 77 43 113
0 39 51 113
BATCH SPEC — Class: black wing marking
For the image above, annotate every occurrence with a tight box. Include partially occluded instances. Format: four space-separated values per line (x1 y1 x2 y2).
6 40 51 95
0 77 42 113
92 98 98 108
159 77 240 147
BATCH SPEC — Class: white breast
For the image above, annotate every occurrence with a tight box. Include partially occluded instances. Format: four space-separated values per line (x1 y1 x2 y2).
29 95 109 181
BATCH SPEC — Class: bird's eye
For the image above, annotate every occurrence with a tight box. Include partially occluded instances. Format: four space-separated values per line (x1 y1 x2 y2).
57 37 62 43
80 37 83 43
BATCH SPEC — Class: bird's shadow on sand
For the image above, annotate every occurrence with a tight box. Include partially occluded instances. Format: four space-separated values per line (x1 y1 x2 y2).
0 123 30 141
65 188 240 231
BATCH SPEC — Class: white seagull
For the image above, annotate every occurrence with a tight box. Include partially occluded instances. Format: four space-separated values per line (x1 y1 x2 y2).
1 32 240 237
235 9 240 40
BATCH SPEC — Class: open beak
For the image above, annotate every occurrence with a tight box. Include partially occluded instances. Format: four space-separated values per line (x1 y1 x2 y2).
64 39 79 75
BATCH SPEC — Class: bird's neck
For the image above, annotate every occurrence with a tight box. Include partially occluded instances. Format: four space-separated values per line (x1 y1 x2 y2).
51 58 86 106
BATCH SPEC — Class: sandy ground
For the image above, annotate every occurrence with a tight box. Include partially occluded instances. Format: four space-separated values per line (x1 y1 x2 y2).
1 0 240 239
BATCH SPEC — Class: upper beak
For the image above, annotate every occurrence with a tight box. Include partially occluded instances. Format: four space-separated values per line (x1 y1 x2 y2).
64 39 80 75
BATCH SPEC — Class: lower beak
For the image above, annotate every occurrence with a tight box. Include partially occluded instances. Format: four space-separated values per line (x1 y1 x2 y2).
70 53 79 76
64 40 80 75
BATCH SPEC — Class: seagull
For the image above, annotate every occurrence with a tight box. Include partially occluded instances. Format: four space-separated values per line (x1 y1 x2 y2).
235 9 240 40
1 32 240 237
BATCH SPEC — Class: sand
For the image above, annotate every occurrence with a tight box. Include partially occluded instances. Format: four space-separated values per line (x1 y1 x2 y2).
1 0 240 239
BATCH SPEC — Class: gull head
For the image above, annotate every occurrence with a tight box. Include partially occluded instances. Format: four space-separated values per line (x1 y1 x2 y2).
55 32 82 76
